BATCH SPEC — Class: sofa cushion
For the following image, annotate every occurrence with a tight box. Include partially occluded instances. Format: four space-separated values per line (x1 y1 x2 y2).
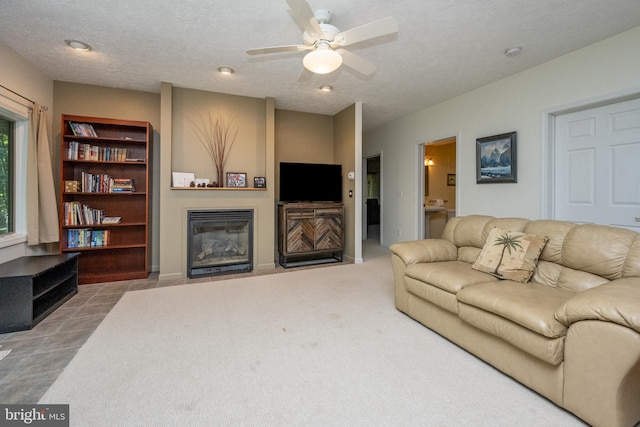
406 276 459 314
532 260 609 292
562 224 637 281
406 261 497 295
457 281 573 338
458 303 566 365
472 228 548 283
524 220 576 264
405 261 497 314
457 281 574 365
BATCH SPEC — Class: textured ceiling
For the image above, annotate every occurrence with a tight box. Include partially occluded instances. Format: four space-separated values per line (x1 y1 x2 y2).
1 0 639 130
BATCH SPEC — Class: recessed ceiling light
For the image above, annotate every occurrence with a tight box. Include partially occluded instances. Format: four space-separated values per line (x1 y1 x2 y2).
217 67 235 75
505 46 522 57
320 85 333 92
65 40 91 51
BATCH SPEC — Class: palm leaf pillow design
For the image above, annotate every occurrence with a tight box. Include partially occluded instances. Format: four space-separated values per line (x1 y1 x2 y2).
472 228 548 283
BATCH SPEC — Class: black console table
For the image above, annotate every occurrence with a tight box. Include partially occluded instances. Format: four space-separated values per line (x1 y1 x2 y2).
0 253 79 333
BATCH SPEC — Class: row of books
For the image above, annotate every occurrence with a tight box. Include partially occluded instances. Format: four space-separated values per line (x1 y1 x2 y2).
67 229 110 248
66 141 130 162
64 201 104 226
78 172 136 193
69 122 98 137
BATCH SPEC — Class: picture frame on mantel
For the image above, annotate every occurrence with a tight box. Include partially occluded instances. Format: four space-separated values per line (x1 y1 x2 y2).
226 172 247 188
253 176 266 188
476 131 517 183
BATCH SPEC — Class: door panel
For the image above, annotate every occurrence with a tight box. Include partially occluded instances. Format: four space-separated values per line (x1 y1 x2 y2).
555 98 640 230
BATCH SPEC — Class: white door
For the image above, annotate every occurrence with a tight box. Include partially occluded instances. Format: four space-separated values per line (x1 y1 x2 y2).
554 97 640 230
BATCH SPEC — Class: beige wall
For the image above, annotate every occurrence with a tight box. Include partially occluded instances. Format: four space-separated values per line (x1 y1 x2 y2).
172 87 267 183
274 109 334 200
274 107 361 262
0 42 54 263
49 82 357 278
0 42 53 116
1 36 360 273
52 81 162 270
159 85 276 279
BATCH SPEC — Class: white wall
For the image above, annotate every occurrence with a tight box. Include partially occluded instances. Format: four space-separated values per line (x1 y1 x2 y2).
363 26 640 247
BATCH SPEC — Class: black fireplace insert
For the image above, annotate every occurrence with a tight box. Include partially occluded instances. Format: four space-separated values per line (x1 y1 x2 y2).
187 209 253 278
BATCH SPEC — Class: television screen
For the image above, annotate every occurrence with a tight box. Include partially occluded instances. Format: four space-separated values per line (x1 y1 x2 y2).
279 162 342 202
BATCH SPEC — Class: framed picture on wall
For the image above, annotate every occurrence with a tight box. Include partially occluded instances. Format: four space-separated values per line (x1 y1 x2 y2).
226 172 247 188
447 174 456 186
476 131 517 183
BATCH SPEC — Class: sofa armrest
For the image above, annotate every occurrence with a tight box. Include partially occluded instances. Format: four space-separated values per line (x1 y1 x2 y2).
389 239 458 267
555 278 640 333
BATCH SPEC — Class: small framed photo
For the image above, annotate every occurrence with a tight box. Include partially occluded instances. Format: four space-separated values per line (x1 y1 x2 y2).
254 176 266 188
226 172 247 188
447 174 456 186
476 131 517 183
172 171 195 188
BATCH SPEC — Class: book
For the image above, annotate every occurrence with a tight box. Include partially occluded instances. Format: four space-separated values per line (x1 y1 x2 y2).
69 122 97 137
102 216 121 224
63 201 105 225
111 178 135 192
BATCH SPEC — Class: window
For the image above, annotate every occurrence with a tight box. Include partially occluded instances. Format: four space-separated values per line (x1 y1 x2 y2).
0 116 14 234
0 93 29 246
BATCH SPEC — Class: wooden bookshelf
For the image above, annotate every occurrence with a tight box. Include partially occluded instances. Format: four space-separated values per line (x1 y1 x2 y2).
59 115 152 284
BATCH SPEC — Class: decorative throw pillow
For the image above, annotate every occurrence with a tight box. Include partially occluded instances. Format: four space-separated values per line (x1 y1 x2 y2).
472 227 548 283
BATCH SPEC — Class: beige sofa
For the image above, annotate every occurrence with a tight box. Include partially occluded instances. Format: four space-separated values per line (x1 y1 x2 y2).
390 215 640 427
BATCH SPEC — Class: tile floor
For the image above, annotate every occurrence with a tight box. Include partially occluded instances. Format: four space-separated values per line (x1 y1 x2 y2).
0 257 355 404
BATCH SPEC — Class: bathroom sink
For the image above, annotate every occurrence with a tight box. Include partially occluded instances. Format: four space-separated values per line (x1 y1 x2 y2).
424 206 446 238
424 206 447 213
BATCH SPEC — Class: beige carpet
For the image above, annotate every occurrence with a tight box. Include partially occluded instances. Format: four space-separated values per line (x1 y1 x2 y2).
40 246 583 426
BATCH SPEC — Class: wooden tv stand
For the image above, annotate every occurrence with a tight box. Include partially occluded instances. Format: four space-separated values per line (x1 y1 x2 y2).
277 202 344 268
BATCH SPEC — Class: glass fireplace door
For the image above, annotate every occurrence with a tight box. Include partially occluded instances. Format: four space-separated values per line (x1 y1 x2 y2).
187 210 253 278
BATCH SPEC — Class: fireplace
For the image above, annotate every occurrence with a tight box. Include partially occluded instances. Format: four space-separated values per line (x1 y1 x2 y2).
187 209 253 278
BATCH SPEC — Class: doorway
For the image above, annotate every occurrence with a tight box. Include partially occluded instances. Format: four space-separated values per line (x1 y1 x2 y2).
365 155 381 244
420 137 457 239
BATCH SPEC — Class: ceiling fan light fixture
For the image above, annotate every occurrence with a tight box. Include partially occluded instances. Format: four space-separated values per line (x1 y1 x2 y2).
303 44 342 74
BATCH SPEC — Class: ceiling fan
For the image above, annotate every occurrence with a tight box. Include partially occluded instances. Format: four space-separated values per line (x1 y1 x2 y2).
246 0 398 77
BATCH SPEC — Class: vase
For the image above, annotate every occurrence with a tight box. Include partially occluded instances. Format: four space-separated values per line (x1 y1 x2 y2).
217 168 224 187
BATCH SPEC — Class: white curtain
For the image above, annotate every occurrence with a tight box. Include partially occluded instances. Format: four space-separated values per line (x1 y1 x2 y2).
26 104 59 245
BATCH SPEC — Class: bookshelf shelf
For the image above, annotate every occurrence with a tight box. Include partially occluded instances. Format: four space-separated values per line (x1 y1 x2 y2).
170 187 267 191
61 243 146 252
62 222 146 229
59 115 152 284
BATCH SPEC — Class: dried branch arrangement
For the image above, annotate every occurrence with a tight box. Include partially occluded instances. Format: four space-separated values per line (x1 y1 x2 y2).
192 112 238 186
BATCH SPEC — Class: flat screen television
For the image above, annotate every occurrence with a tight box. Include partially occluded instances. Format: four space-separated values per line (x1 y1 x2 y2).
279 162 342 202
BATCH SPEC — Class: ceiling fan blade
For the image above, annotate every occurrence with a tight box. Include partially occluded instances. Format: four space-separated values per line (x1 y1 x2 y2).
334 16 398 47
246 44 309 55
286 0 322 37
337 49 377 76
